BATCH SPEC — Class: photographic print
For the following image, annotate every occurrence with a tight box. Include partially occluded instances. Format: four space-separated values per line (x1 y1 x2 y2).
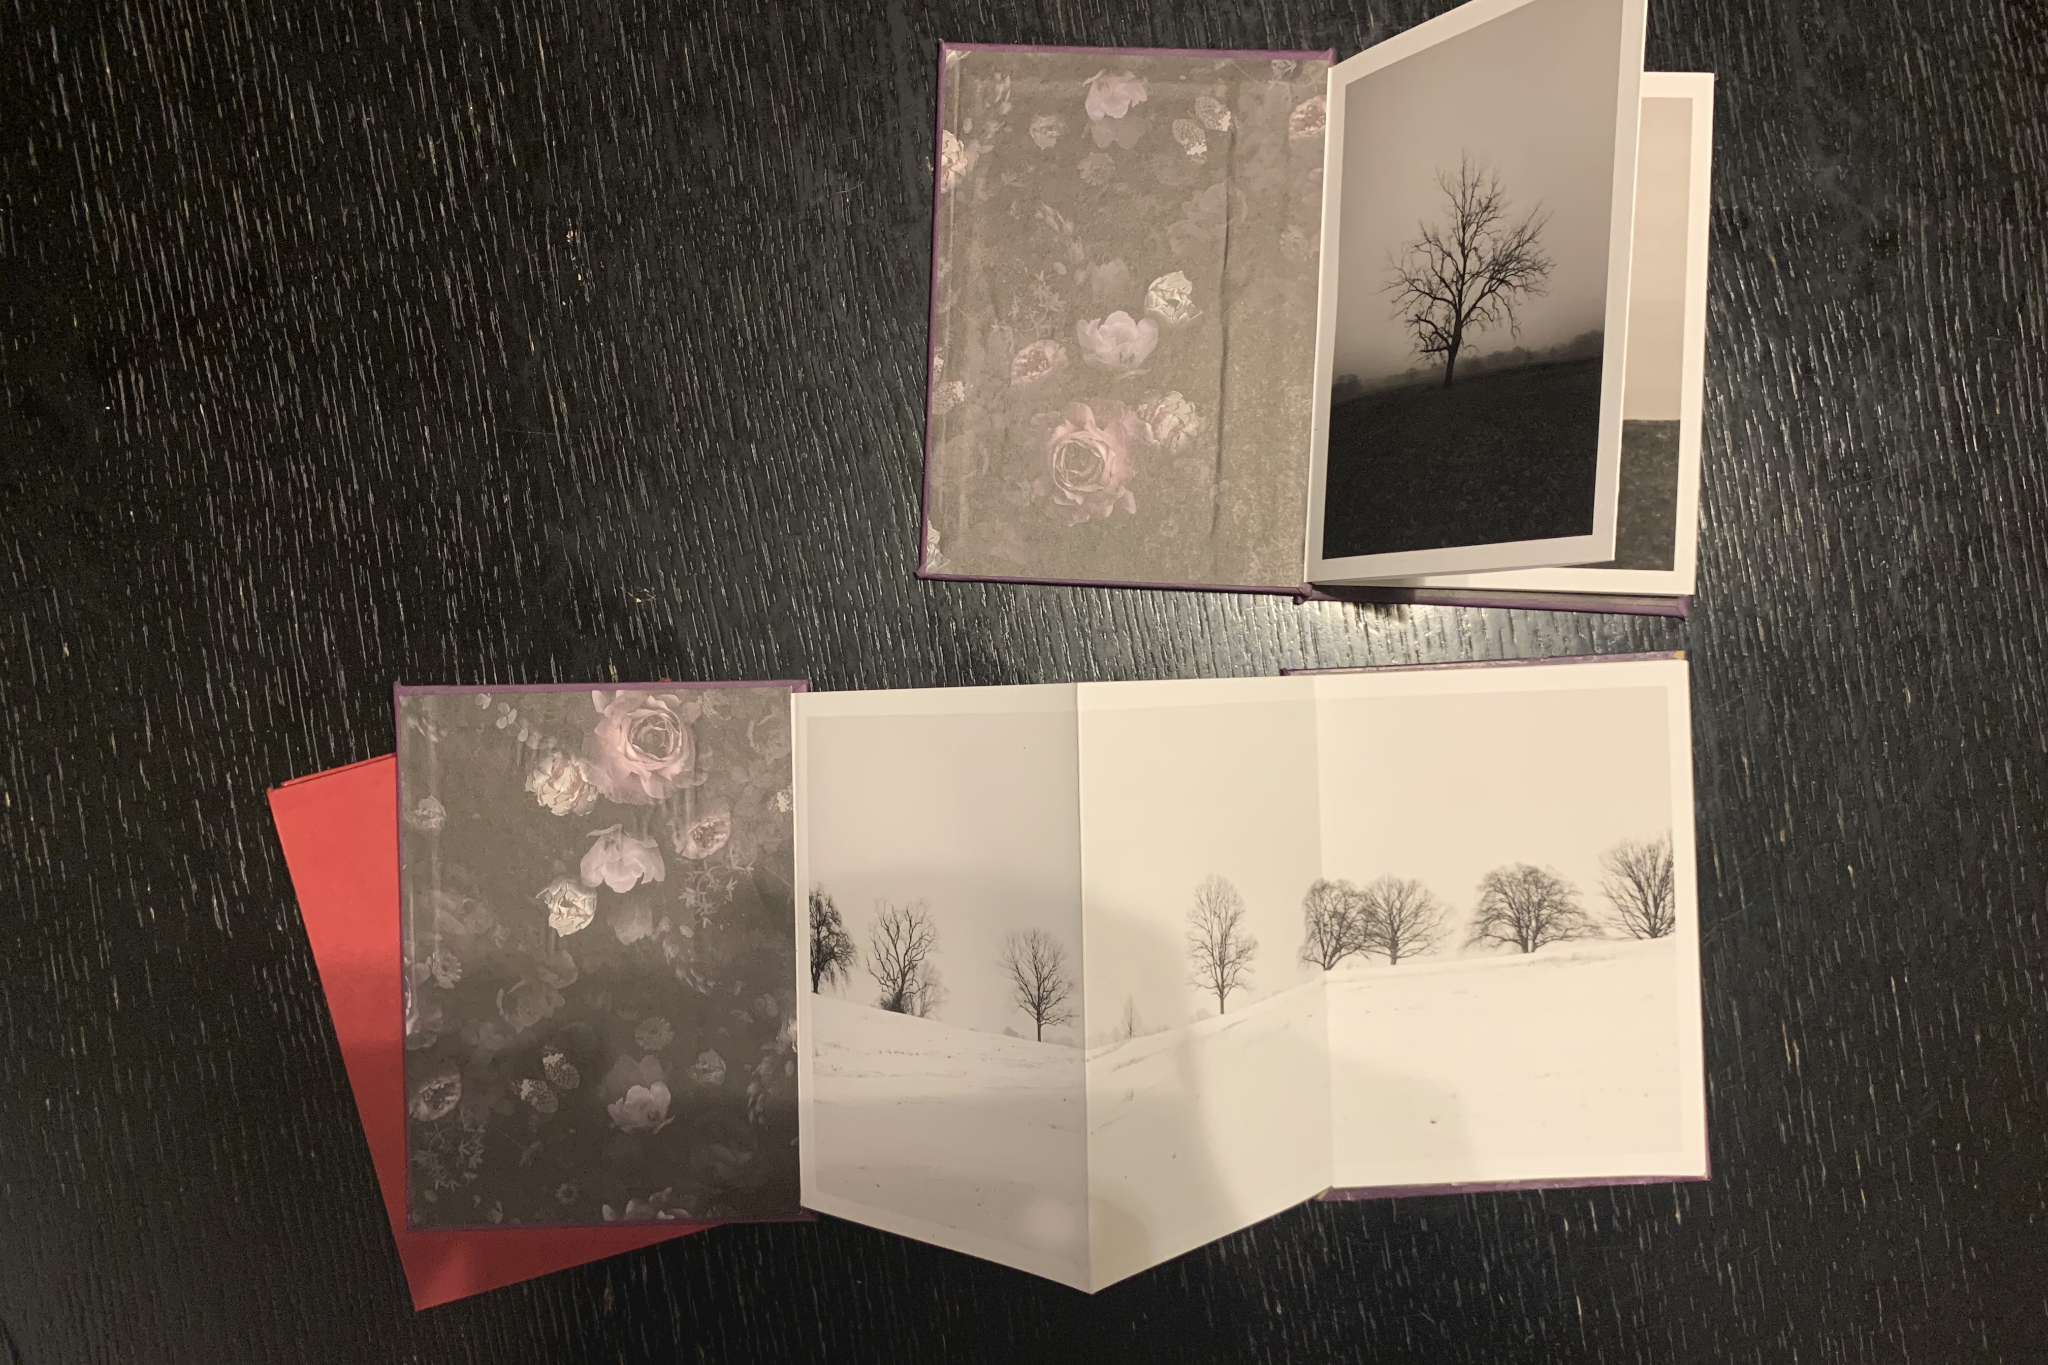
1075 679 1332 1289
1392 74 1716 599
1308 662 1704 1190
796 686 1090 1288
1311 0 1646 578
919 45 1331 593
396 682 802 1229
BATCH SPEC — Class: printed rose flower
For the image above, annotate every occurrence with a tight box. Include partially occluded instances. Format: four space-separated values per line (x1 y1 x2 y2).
1088 258 1133 304
1029 114 1064 148
1194 94 1233 132
636 1016 675 1051
497 978 565 1032
612 898 655 945
1035 402 1140 525
538 877 597 934
1172 118 1207 158
604 1056 674 1133
1289 95 1327 140
409 1069 462 1122
931 379 967 415
1010 339 1069 386
586 690 704 803
1144 271 1199 325
1083 70 1147 122
673 809 732 861
689 1049 727 1086
526 752 599 816
1137 392 1202 451
1075 311 1158 373
938 129 975 192
580 826 666 893
403 796 446 832
1077 152 1114 186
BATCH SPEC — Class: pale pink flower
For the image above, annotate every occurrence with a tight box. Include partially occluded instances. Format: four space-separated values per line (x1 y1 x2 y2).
526 752 599 816
1144 271 1198 325
1035 402 1140 525
1029 114 1064 148
603 1055 674 1133
1010 339 1069 386
1137 392 1202 451
580 826 666 893
586 690 703 803
1075 311 1158 373
1083 70 1147 121
938 129 975 192
538 877 597 934
673 809 732 861
1289 95 1327 141
612 899 656 945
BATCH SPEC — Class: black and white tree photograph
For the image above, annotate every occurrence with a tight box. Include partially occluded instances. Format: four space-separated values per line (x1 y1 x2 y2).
1322 0 1637 561
797 691 1089 1287
1313 670 1700 1191
1076 681 1334 1287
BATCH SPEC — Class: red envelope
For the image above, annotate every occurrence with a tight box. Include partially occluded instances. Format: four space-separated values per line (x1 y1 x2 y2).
269 754 705 1309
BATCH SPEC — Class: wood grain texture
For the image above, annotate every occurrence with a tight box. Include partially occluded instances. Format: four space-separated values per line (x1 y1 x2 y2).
2 0 2044 1360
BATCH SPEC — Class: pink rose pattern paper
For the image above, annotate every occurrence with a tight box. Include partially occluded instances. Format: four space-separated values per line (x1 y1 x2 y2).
397 683 799 1228
923 48 1330 589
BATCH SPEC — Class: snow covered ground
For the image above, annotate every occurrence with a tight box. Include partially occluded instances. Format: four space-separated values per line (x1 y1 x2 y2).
1085 982 1331 1288
805 995 1089 1287
1326 936 1705 1190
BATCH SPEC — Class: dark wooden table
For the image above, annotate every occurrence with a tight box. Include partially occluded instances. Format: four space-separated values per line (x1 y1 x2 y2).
4 0 2044 1360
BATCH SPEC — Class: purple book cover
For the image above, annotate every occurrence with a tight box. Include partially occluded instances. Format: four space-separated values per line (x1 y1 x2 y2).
393 680 808 1231
917 44 1333 596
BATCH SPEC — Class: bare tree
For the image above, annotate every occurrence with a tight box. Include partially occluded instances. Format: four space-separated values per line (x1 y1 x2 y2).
1299 878 1371 971
1117 996 1142 1043
1469 864 1594 953
1187 874 1258 1014
868 899 943 1017
809 888 857 993
999 928 1076 1041
1602 834 1677 939
1359 875 1447 965
1383 154 1554 387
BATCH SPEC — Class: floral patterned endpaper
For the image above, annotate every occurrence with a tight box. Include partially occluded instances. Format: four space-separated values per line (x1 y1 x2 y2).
921 45 1333 592
398 682 801 1229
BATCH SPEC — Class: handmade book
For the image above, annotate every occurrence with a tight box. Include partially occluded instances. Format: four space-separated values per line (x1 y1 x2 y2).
917 3 1715 612
793 655 1705 1290
269 756 707 1308
394 682 807 1230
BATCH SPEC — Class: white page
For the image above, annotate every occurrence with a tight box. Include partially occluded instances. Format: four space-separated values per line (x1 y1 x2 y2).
1306 0 1649 583
1383 74 1715 598
1310 659 1706 1190
793 685 1091 1288
1075 677 1331 1290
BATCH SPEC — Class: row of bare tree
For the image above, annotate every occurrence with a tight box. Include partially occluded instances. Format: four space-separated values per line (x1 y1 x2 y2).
1187 835 1677 1015
808 891 1078 1041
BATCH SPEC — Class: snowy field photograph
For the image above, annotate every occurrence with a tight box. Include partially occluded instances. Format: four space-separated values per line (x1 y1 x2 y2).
796 687 1091 1286
1310 666 1705 1191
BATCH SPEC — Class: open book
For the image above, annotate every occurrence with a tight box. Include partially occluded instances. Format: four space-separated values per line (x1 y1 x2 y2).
794 656 1705 1290
917 3 1714 612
